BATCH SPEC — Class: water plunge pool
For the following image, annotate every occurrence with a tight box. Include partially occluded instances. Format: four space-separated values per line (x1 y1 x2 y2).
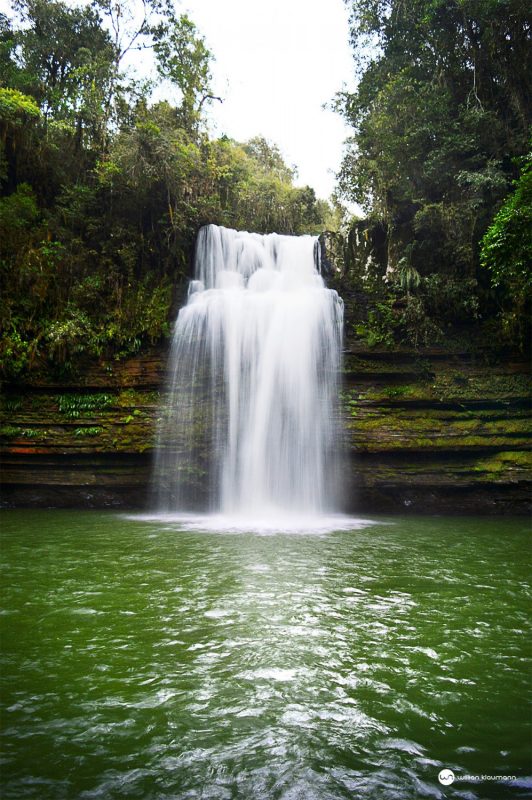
1 511 530 799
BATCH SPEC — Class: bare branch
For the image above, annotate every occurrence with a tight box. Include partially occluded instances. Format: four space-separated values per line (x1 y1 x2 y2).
120 0 149 62
198 94 223 111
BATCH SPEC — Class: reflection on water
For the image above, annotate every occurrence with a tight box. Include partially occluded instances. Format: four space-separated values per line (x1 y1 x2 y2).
0 511 530 799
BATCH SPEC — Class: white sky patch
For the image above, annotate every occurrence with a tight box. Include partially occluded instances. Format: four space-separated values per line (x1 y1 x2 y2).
1 0 356 200
181 0 355 199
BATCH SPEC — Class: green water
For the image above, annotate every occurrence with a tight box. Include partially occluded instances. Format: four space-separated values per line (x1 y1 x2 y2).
0 511 530 799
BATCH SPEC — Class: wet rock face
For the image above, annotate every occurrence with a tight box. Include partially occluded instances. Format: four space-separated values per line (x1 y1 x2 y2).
319 222 388 282
0 350 165 510
1 341 531 514
339 345 531 514
318 227 531 515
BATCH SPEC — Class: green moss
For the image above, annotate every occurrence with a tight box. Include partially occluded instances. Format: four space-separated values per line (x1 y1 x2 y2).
117 389 160 406
351 370 531 405
347 401 531 452
383 385 414 398
430 372 531 401
343 357 412 375
474 451 532 474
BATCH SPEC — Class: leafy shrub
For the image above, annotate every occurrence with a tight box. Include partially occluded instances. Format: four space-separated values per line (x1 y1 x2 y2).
480 155 531 349
400 296 442 348
58 394 112 418
0 88 40 122
421 275 480 323
74 427 103 436
0 330 32 378
46 313 96 365
365 300 399 348
481 157 532 292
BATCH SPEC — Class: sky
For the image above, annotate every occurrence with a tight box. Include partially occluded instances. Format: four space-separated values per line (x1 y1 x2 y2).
1 0 356 200
180 0 356 199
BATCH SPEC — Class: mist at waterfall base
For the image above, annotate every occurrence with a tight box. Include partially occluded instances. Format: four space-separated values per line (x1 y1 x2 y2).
152 224 359 532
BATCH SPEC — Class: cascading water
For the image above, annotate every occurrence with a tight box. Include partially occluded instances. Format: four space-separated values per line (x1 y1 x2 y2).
153 224 344 520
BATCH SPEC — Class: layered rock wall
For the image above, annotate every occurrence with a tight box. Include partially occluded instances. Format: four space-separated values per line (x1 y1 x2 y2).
1 346 530 513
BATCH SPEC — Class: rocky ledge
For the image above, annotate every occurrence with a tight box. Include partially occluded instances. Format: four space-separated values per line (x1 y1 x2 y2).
1 345 530 513
341 345 530 514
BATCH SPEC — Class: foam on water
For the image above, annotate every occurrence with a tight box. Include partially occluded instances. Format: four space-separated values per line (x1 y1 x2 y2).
132 512 376 535
152 224 345 520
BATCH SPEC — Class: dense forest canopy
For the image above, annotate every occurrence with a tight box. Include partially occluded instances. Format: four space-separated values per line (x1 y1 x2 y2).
0 0 334 378
0 0 530 380
335 0 531 349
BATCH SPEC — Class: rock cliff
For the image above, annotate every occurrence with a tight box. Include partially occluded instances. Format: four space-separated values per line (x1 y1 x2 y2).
1 343 530 513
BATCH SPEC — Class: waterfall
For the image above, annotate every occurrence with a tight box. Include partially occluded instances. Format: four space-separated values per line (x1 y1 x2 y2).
153 224 344 518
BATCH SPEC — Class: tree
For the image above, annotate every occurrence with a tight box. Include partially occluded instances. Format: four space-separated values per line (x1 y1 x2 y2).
242 137 295 183
480 154 532 345
337 0 531 277
153 14 213 131
8 0 115 146
0 0 328 379
333 0 531 349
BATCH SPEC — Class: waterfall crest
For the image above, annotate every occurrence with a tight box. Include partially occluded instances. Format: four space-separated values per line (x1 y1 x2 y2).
153 224 344 517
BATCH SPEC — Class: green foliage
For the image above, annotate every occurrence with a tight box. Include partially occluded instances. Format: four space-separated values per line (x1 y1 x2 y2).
5 0 115 149
0 88 40 122
481 156 532 293
0 396 22 413
0 425 20 437
0 424 46 438
207 136 325 234
153 14 212 128
364 296 441 350
421 275 480 323
0 0 330 379
0 183 40 248
46 312 94 364
0 330 33 378
397 247 420 294
336 0 531 350
57 394 112 418
383 385 411 399
365 300 399 348
19 427 42 438
480 155 532 347
400 296 443 349
74 426 103 436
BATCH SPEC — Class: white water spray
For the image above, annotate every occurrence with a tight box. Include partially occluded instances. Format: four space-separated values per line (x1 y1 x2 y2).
153 224 344 518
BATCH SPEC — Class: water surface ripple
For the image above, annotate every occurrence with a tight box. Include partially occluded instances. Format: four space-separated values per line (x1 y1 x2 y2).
1 511 530 799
